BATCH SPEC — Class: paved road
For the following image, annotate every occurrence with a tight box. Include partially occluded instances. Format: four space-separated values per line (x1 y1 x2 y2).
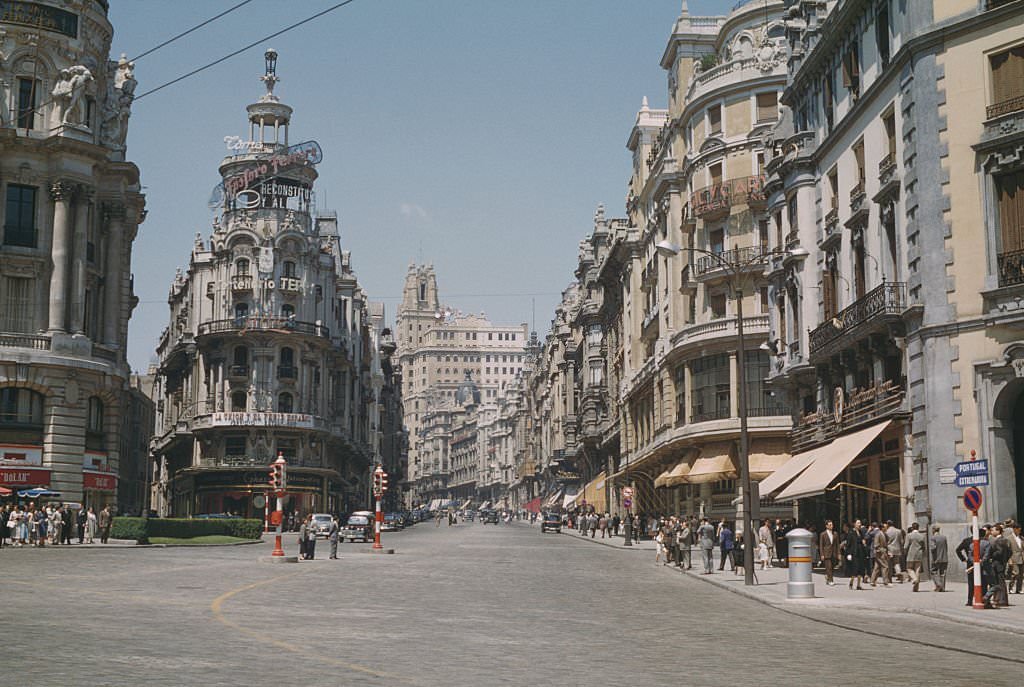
4 521 1024 686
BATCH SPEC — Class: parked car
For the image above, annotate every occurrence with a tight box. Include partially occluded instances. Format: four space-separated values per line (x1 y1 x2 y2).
481 510 499 524
382 513 403 532
540 512 561 533
310 513 334 539
401 511 415 527
341 511 373 542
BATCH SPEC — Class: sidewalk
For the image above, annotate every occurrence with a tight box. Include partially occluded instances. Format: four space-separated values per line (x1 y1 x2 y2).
560 528 1024 635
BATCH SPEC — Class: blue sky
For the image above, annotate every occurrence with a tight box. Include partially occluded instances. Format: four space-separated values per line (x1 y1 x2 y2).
109 0 738 371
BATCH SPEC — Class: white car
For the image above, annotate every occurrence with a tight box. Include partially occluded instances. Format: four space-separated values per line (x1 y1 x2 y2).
310 513 334 539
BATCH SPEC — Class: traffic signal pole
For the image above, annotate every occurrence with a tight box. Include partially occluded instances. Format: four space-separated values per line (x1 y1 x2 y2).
373 491 383 550
269 453 288 558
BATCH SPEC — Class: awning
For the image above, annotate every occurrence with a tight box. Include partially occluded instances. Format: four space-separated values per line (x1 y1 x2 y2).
654 466 674 489
776 420 892 502
757 446 819 496
685 443 737 484
543 490 563 509
582 472 607 513
664 456 694 487
479 501 492 510
748 438 790 480
523 497 542 514
0 486 11 496
562 487 581 509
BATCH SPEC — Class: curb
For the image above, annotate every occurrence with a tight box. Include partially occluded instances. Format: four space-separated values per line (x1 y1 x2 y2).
9 538 267 549
673 564 1024 637
556 530 650 551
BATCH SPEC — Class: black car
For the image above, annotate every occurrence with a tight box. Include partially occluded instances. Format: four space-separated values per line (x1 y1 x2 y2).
481 510 500 524
540 512 561 533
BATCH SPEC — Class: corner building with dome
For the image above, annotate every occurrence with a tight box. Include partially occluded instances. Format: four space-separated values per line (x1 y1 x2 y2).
150 53 388 518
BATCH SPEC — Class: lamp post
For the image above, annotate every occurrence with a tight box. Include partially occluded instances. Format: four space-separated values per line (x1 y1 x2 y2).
655 240 807 586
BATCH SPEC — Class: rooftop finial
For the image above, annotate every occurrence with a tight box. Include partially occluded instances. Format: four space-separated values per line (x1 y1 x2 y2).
261 48 280 101
641 95 649 112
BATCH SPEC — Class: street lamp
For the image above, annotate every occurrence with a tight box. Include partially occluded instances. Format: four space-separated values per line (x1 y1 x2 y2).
655 239 808 587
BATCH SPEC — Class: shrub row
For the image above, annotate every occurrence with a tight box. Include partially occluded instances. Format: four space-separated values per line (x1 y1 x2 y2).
109 517 263 544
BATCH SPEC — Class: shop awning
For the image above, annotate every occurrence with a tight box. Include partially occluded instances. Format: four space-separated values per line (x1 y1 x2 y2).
685 443 737 484
428 498 442 511
0 486 11 496
748 438 790 480
479 501 492 510
582 472 607 513
757 446 820 496
562 487 581 509
654 466 673 489
523 497 542 514
543 490 563 509
776 420 892 502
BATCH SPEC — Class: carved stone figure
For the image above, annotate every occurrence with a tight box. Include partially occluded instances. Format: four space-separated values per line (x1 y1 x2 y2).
100 54 136 152
51 65 93 125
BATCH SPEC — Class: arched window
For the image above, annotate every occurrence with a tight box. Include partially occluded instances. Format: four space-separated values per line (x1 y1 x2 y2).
278 392 293 413
86 397 104 450
281 303 295 319
0 387 44 426
231 391 247 412
283 260 296 278
236 258 250 276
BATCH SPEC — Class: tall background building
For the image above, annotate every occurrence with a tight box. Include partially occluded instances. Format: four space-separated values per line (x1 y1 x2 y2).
0 0 146 507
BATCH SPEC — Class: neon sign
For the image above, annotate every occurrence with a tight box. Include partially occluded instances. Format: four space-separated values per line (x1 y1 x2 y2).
208 140 322 209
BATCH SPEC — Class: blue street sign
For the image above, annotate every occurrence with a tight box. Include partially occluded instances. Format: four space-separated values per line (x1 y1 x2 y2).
954 459 989 487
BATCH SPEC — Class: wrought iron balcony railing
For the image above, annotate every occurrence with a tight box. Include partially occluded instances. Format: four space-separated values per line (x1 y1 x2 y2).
808 281 906 356
689 175 766 218
693 245 767 276
791 381 904 453
198 317 329 338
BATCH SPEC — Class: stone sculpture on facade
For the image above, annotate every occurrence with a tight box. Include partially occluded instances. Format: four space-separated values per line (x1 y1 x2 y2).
51 65 93 126
100 54 136 153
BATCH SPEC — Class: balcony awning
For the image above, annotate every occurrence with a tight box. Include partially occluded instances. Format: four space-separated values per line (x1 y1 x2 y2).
685 443 737 484
654 451 698 487
776 420 892 502
654 466 674 489
748 438 790 480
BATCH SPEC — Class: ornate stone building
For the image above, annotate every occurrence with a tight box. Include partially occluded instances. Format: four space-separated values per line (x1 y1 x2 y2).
149 53 378 518
0 0 145 507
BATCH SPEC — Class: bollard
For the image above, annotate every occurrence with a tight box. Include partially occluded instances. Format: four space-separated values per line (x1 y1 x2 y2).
786 528 815 599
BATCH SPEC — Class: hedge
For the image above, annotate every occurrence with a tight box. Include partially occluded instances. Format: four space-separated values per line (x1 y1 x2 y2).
109 517 264 544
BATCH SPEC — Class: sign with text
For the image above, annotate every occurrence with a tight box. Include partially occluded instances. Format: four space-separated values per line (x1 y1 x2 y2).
210 412 316 429
83 471 117 492
0 466 50 487
954 459 989 487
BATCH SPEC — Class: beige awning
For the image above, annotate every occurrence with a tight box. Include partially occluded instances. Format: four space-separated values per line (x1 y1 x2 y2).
756 446 820 497
748 438 790 480
686 443 737 484
776 420 893 502
654 466 674 489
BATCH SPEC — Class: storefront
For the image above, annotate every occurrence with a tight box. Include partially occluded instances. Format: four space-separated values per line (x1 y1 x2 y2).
1 444 51 496
171 467 343 518
82 451 117 510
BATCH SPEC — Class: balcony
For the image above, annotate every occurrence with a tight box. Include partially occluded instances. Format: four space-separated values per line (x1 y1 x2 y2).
197 317 329 339
808 281 906 358
820 208 841 249
670 315 769 352
0 333 50 351
190 410 327 432
694 245 767 277
846 182 868 226
997 246 1024 287
987 95 1024 120
791 380 905 453
641 302 659 339
875 153 899 202
689 175 766 220
231 275 253 292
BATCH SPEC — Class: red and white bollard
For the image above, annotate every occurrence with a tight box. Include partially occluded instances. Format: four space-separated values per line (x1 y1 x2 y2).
271 493 286 557
269 453 288 557
373 493 383 550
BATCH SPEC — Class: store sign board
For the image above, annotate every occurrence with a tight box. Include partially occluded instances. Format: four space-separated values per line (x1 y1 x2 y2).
210 412 316 429
0 466 50 486
209 140 322 209
83 471 117 492
0 444 43 466
0 1 78 38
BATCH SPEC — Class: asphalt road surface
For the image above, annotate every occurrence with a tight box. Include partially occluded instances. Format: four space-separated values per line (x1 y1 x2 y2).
5 521 1024 686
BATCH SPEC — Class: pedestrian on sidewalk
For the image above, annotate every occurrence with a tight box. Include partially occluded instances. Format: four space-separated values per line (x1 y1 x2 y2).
757 538 769 570
869 524 891 588
956 527 990 606
698 518 715 574
885 521 904 583
98 506 111 544
298 516 309 559
632 514 641 544
984 524 1010 607
819 520 840 585
905 523 926 592
774 519 789 568
930 525 948 592
599 513 608 539
328 516 339 559
1006 522 1023 594
758 519 774 567
842 521 866 590
679 519 692 569
85 507 97 543
718 522 734 571
611 513 620 537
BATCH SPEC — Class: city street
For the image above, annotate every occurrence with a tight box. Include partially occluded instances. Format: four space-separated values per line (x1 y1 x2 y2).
6 522 1024 686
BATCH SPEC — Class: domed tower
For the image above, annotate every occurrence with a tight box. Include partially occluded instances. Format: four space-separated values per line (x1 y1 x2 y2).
151 52 372 518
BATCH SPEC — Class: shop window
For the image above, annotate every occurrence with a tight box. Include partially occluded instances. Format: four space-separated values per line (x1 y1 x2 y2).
4 184 38 247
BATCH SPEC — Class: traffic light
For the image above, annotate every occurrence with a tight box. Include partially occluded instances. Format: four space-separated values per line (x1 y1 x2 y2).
268 464 281 491
380 471 389 493
372 466 388 495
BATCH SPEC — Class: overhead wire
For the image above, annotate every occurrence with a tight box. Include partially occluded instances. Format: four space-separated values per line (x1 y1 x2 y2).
129 0 255 62
134 0 360 102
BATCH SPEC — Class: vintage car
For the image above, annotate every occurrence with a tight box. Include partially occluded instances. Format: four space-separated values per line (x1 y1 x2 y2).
310 513 334 539
481 510 500 524
540 512 562 534
340 511 374 542
382 513 404 532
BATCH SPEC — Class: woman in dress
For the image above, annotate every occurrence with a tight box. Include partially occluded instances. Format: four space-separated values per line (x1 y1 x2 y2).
298 515 308 559
85 506 98 543
841 522 867 590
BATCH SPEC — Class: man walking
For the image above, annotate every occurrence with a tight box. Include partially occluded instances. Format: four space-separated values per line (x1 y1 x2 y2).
819 520 840 586
905 523 926 592
885 521 904 583
718 522 734 571
870 522 891 587
929 525 948 592
679 519 692 569
98 506 112 544
77 507 87 544
328 516 339 560
698 518 715 574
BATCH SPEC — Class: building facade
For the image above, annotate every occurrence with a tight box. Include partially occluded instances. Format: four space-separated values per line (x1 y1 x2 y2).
149 53 378 518
0 0 145 507
759 0 1024 549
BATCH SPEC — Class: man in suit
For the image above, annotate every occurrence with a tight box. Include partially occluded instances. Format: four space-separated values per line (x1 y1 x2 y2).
679 519 692 569
819 520 840 585
885 521 904 582
698 518 716 574
76 507 87 544
905 522 926 591
929 525 949 592
98 506 112 544
718 522 734 571
956 527 991 606
60 505 73 545
328 516 339 560
1005 522 1024 594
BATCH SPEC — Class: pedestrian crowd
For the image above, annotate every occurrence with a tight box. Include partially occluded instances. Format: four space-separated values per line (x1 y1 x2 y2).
0 502 112 548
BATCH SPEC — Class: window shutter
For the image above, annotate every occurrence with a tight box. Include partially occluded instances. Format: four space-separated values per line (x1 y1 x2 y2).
999 172 1024 253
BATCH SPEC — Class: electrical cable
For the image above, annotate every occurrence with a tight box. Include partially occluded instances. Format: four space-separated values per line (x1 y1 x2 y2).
130 0 255 62
134 0 359 102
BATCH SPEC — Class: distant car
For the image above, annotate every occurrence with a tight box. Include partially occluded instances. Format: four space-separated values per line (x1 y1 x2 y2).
540 512 561 533
341 511 373 542
382 513 403 532
481 510 499 524
310 513 334 539
401 511 415 527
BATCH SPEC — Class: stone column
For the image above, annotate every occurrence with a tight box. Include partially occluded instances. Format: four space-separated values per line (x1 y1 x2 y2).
48 181 75 333
103 203 125 345
71 186 93 334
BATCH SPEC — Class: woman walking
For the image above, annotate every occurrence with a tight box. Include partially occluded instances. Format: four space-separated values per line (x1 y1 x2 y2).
841 522 867 590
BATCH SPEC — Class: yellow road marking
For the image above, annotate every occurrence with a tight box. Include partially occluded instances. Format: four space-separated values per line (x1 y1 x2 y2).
210 570 411 682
